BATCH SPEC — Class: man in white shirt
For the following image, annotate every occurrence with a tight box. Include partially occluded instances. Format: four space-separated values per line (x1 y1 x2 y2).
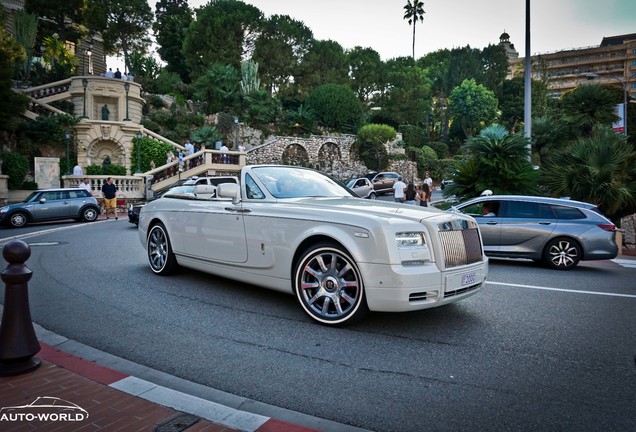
78 178 91 193
73 164 83 176
392 176 406 203
184 140 195 155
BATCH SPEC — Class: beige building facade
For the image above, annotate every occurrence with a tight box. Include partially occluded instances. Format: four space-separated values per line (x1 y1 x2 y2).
507 33 636 99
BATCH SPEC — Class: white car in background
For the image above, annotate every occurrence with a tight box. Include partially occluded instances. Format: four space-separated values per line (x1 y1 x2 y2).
139 165 488 326
346 177 376 199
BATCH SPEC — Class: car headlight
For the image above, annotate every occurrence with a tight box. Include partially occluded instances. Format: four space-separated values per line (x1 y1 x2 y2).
395 232 426 248
396 232 431 265
0 207 7 213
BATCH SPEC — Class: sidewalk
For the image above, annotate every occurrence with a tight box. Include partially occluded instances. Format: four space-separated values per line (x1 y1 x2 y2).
0 323 368 432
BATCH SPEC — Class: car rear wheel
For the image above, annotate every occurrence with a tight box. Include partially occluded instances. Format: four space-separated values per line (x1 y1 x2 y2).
147 223 178 275
368 192 376 200
82 207 98 222
9 212 28 228
543 237 581 270
293 242 368 326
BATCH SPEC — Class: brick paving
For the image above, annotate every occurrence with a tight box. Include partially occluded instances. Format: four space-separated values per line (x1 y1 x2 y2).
0 359 239 432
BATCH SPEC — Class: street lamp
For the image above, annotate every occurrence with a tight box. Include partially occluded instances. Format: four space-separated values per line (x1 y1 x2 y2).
81 78 88 118
234 116 239 149
64 130 72 175
86 39 93 75
124 82 131 121
586 72 630 137
136 130 143 173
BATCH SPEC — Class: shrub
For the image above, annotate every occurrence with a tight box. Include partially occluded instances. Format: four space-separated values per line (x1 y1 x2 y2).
1 152 30 189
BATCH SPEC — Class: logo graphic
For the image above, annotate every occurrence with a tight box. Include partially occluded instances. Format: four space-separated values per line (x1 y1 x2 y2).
0 397 88 422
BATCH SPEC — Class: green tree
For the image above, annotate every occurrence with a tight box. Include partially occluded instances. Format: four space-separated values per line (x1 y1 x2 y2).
253 14 313 95
354 124 396 171
561 84 618 138
543 126 636 221
374 57 430 128
191 64 241 114
0 27 30 131
479 44 508 98
153 0 193 83
348 46 383 102
295 39 350 96
305 84 363 133
87 0 153 74
448 78 498 137
25 0 87 46
13 10 38 82
403 0 425 60
182 0 262 78
444 125 539 200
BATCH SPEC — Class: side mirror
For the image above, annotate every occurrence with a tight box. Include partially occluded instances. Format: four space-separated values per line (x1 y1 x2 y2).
217 183 240 205
39 198 46 204
193 184 217 199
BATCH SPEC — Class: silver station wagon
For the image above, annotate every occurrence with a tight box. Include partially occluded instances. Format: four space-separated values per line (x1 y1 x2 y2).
451 195 618 270
139 165 489 326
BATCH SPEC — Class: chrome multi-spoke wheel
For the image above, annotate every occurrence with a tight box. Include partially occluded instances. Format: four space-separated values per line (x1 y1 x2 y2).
147 223 177 275
294 243 367 326
544 237 581 270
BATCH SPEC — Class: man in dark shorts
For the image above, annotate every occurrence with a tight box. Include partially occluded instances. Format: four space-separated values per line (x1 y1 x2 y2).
101 177 118 220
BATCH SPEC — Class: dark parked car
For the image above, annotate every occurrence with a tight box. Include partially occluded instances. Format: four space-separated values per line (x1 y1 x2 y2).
128 176 237 226
451 195 618 270
365 172 401 195
0 188 100 228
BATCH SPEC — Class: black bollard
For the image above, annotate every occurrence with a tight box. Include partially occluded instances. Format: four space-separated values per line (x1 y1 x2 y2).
0 240 41 376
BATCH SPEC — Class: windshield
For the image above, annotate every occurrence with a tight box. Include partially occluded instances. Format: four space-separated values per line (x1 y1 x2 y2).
251 166 354 198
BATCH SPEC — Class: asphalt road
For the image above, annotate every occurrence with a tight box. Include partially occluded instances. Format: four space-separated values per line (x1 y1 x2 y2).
1 219 635 432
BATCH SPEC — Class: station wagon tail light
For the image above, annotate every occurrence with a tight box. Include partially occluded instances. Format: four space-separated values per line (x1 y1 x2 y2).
396 232 426 247
597 223 616 232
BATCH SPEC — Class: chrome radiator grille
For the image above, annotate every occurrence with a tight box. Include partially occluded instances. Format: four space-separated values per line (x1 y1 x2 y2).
437 220 483 269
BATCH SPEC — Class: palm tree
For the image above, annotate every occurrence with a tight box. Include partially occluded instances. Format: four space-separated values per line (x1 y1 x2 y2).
444 125 539 200
543 126 636 221
403 0 425 60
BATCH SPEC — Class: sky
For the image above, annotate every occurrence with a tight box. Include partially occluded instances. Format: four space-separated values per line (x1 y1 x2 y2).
110 0 635 68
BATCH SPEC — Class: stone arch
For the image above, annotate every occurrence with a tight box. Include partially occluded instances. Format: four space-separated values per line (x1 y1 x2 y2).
281 143 309 166
86 138 126 168
317 142 341 161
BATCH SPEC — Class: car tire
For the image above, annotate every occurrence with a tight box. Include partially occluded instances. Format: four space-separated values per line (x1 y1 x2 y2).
293 242 368 326
147 223 178 275
82 207 99 222
9 212 28 228
543 237 581 270
368 192 376 200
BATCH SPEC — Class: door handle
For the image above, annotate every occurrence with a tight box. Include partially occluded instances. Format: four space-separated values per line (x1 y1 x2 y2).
225 207 251 213
486 221 498 225
539 222 552 225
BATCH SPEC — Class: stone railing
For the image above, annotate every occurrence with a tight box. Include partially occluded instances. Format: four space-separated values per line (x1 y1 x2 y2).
20 78 72 100
62 175 146 200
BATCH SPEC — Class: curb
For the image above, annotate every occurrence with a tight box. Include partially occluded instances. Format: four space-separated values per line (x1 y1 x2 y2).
33 322 369 432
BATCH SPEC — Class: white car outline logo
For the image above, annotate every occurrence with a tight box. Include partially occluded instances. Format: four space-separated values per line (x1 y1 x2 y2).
0 396 89 419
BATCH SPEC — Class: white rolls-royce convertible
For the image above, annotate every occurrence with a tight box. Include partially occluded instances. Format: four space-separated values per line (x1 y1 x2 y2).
139 165 488 326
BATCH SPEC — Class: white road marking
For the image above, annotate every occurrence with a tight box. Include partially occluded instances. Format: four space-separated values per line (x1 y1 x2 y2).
487 281 636 298
612 258 636 269
0 222 101 246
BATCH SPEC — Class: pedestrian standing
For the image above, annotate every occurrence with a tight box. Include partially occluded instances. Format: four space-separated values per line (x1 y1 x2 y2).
73 163 83 176
405 183 417 204
392 176 406 203
78 178 91 193
101 177 118 220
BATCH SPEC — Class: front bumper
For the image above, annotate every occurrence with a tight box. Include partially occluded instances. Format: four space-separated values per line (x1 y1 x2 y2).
360 260 487 312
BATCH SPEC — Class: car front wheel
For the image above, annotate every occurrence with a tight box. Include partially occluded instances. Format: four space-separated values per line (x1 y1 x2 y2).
9 212 28 228
82 207 98 222
543 237 581 270
368 192 376 200
147 223 178 275
293 242 368 326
